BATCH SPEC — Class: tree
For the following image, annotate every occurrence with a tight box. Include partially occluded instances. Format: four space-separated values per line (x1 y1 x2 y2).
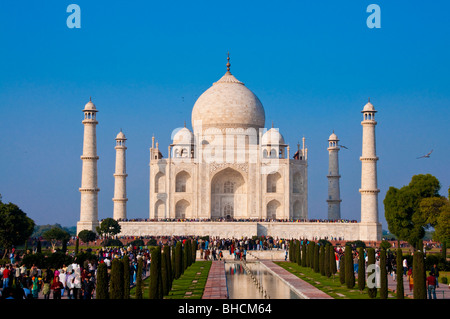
96 218 121 238
0 201 35 257
75 237 79 254
78 229 97 246
330 245 337 276
96 262 109 299
324 245 331 278
314 244 320 273
396 248 404 299
384 174 441 248
357 247 365 291
339 253 346 285
301 242 307 267
174 242 183 279
379 249 388 299
433 200 450 246
345 245 355 288
42 227 70 251
319 245 325 276
149 247 163 299
123 255 130 299
161 245 171 296
135 258 144 299
367 248 377 298
110 258 124 299
413 251 426 299
297 241 302 266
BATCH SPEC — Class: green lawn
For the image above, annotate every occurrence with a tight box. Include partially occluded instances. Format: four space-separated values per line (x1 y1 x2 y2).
275 262 397 299
130 261 212 299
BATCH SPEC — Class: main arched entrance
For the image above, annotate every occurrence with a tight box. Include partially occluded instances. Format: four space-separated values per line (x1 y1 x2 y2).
210 167 246 220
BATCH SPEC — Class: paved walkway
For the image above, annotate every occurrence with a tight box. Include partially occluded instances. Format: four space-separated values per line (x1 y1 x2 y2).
386 273 449 299
202 261 228 299
260 261 333 299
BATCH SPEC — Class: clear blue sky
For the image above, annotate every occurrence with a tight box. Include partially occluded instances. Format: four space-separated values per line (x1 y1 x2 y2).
0 1 449 230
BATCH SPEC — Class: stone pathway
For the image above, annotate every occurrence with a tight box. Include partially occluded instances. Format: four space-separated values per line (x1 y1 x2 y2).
260 261 334 299
386 273 450 299
202 261 228 299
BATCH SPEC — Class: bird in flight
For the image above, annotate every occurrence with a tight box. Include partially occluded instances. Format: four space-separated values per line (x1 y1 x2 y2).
417 150 433 159
340 145 349 150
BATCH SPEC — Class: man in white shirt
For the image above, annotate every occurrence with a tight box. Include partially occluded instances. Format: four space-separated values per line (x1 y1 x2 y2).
402 258 408 276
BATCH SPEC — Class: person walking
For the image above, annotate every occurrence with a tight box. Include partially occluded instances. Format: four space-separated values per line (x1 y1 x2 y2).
51 276 64 299
430 264 439 288
66 270 75 299
403 258 408 276
407 267 413 292
2 265 11 289
426 271 437 299
31 275 40 299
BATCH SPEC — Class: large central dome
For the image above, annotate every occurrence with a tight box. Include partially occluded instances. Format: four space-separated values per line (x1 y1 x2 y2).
191 59 265 132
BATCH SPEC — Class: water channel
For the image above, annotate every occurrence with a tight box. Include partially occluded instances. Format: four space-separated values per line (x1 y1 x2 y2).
225 261 304 299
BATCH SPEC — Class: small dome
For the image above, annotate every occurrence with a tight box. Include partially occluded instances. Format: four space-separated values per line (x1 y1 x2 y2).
262 128 285 146
328 132 339 141
362 101 376 112
115 131 126 140
83 99 97 111
172 127 194 145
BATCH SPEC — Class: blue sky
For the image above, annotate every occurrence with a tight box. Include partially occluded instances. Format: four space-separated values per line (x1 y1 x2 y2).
0 1 449 230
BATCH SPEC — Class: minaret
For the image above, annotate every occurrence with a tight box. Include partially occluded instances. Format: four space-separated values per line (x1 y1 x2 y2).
359 99 382 240
77 98 100 235
113 130 128 220
327 131 341 220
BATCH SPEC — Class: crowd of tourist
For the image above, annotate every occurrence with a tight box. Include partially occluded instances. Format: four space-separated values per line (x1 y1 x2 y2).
114 218 359 223
0 235 445 299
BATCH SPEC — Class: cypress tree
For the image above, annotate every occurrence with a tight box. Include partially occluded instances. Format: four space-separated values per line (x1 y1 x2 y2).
325 245 331 278
367 248 377 298
301 242 307 267
305 242 310 267
123 255 130 299
339 252 346 285
110 258 124 299
396 248 404 299
309 242 316 269
314 244 320 273
75 238 79 255
345 245 355 288
174 241 183 279
183 241 189 270
413 250 426 299
192 239 197 263
135 258 143 299
297 241 302 266
289 240 293 262
358 247 365 291
171 245 176 280
167 245 174 290
96 262 109 299
149 246 163 299
330 245 337 276
380 249 388 299
161 245 170 296
319 245 325 276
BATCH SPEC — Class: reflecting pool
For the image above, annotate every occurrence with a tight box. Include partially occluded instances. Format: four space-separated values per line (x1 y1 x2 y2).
225 261 303 299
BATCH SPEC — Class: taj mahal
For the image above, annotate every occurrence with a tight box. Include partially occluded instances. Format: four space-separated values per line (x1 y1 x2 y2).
76 55 382 241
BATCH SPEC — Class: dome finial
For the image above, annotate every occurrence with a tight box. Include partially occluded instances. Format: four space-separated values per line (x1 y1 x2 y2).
226 52 231 72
